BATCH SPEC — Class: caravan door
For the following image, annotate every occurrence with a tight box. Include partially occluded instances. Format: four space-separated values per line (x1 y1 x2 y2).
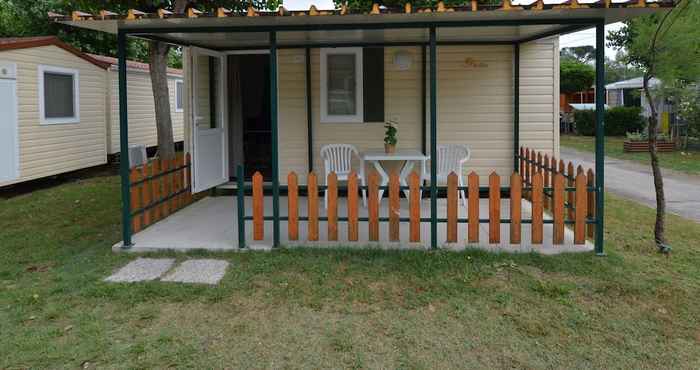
191 48 228 193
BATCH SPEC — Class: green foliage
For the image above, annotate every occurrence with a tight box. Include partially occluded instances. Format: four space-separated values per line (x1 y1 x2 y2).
560 59 595 94
560 46 595 64
605 55 643 84
384 121 398 145
574 107 644 136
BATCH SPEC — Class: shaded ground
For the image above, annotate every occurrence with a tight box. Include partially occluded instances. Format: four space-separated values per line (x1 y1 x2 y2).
1 174 700 368
560 146 700 223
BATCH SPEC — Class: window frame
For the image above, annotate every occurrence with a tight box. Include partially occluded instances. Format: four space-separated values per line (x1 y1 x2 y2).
174 79 184 113
38 65 80 125
320 47 364 124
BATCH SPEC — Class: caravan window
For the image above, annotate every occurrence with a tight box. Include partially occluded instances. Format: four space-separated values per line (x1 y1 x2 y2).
39 65 79 124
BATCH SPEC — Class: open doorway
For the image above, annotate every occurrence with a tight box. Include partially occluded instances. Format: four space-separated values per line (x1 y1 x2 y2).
228 53 271 181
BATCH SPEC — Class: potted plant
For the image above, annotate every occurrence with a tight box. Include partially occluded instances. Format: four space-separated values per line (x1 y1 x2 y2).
384 120 398 154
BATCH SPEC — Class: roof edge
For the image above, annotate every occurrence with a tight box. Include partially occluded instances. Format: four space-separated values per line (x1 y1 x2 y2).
0 36 111 69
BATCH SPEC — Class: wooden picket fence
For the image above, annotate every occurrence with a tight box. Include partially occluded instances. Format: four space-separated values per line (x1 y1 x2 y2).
129 153 193 233
519 147 596 238
249 162 596 246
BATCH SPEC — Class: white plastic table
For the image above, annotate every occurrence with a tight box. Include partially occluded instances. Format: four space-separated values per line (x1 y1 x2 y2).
361 149 428 202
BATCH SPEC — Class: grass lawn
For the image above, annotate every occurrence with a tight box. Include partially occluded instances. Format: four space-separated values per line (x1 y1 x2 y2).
561 135 700 175
2 174 700 368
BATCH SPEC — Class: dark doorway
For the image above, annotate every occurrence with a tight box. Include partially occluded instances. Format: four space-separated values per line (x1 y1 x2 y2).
228 54 271 180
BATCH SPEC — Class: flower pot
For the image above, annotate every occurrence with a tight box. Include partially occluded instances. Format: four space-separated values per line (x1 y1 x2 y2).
384 143 396 154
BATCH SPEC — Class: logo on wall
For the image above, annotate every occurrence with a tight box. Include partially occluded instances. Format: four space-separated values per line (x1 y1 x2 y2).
464 57 488 68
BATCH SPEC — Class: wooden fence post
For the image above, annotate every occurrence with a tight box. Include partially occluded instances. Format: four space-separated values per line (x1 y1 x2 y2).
327 172 338 241
347 171 359 242
161 159 171 218
519 147 525 176
587 169 595 239
389 172 400 242
446 172 458 243
553 173 565 245
409 172 421 243
489 172 500 244
468 172 479 243
510 172 522 244
141 164 151 228
531 172 544 244
368 171 379 242
574 173 588 244
129 167 142 233
308 172 319 241
288 172 299 241
151 160 161 222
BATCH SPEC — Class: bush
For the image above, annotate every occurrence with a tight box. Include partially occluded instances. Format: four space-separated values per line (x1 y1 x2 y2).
606 107 645 135
573 106 644 136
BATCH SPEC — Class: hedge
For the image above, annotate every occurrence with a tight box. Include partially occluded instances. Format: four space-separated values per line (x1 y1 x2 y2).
574 106 645 136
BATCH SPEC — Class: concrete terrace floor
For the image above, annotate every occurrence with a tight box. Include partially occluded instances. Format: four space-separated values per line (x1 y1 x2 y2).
116 195 593 254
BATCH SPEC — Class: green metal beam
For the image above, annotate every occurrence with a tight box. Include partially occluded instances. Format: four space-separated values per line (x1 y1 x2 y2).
306 47 314 173
594 21 605 256
123 18 602 35
270 31 281 248
237 165 246 248
429 26 438 250
513 43 520 172
117 31 132 248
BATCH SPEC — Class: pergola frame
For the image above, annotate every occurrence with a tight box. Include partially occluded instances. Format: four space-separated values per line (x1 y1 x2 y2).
116 17 606 255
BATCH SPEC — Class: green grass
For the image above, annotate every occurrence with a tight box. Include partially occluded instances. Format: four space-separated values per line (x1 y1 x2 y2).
561 135 700 175
2 175 700 368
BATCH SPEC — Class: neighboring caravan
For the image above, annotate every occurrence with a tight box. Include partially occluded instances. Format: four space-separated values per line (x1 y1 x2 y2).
0 36 183 187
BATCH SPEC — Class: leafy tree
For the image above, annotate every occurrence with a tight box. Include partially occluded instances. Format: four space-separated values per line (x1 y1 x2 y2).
560 59 595 94
608 0 700 253
605 54 643 84
560 45 595 64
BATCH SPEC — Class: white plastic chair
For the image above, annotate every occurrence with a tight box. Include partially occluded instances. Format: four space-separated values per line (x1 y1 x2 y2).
320 144 367 208
422 144 471 206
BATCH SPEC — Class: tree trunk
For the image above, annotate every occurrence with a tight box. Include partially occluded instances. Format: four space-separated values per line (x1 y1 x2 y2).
643 73 668 253
148 41 175 161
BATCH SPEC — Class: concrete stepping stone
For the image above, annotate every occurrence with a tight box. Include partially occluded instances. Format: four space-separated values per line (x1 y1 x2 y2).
105 258 175 283
161 259 229 285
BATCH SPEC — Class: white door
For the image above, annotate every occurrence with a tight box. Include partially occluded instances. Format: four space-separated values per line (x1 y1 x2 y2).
0 62 18 183
191 49 228 193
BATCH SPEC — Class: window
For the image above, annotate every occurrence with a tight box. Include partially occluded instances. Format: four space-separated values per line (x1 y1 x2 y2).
321 48 363 123
38 65 79 124
320 47 385 123
175 80 184 112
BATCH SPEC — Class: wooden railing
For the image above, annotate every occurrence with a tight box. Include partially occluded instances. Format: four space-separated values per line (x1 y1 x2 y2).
128 153 193 233
519 147 596 238
246 164 596 246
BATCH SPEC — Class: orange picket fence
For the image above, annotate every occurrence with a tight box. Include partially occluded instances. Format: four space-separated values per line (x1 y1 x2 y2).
247 149 596 246
128 153 193 233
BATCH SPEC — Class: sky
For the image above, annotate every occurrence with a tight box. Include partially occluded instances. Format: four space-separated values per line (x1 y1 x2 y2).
281 0 625 58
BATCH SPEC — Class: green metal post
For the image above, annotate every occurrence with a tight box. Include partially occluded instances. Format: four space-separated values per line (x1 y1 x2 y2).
594 21 605 256
117 31 132 248
270 31 280 248
306 47 313 173
421 45 427 155
237 165 246 249
429 27 438 250
513 43 520 173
